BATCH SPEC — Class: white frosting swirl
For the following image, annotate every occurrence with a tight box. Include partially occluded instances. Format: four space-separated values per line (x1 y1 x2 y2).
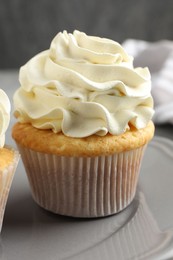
14 30 154 137
0 89 11 147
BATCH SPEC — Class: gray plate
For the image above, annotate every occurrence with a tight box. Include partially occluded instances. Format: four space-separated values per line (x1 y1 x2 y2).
1 136 173 260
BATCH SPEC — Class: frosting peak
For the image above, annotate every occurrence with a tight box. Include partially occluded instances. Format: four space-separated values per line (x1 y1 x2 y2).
0 89 11 147
50 30 131 65
14 30 154 137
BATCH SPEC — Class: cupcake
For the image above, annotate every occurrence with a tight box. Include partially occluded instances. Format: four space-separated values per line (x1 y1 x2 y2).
0 89 19 231
12 30 154 218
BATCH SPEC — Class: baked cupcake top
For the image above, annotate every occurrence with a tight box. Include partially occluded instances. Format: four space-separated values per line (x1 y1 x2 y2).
14 30 154 138
0 89 10 147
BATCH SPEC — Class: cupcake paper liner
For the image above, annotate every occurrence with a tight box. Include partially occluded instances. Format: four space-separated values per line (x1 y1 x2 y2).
17 144 146 218
0 147 20 232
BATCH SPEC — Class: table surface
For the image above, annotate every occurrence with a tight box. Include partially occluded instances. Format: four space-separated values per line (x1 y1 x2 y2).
0 70 173 260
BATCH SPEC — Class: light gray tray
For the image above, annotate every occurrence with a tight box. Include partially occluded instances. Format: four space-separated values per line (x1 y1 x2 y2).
1 136 173 260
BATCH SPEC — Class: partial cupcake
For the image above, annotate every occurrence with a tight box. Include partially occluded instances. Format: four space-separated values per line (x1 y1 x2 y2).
12 30 154 218
0 89 19 231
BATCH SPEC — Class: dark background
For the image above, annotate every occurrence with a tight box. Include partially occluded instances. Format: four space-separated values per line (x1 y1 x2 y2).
0 0 173 68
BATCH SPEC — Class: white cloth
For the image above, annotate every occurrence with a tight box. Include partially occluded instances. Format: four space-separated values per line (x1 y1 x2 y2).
123 39 173 124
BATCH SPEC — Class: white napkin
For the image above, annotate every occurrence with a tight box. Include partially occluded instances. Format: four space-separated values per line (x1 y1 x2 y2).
123 39 173 124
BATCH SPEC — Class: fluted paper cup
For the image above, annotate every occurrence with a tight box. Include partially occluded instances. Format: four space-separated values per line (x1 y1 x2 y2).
0 147 20 232
16 144 146 218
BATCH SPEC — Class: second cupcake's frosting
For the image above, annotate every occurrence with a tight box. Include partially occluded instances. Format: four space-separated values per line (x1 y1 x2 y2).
14 30 154 137
0 89 11 147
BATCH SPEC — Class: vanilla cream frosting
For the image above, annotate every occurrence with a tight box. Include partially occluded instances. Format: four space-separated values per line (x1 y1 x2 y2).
0 89 11 147
14 30 154 137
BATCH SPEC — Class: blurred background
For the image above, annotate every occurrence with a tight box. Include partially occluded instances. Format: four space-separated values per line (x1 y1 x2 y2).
1 0 173 139
0 0 173 69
